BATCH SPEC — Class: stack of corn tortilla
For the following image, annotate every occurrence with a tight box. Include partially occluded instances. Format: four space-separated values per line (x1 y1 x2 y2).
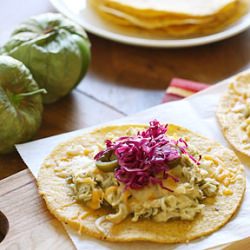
89 0 248 37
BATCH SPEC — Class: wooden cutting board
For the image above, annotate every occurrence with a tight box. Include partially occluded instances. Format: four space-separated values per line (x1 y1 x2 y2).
0 169 74 249
0 169 250 249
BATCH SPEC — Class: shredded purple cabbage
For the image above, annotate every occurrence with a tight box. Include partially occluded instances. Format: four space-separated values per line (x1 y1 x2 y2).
94 120 201 190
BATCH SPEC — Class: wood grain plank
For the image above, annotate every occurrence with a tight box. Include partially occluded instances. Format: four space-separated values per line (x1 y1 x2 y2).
77 32 250 114
0 169 75 249
39 90 123 138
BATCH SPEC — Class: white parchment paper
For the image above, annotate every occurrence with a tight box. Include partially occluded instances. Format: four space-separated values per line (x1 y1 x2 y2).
16 72 250 250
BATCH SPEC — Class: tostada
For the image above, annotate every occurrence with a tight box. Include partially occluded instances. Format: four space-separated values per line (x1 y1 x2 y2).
38 120 245 243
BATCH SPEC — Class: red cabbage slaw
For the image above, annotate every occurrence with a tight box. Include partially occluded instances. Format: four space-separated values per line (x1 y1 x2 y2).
94 120 201 191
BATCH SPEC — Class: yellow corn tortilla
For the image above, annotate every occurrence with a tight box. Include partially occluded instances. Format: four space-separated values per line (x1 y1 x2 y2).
38 124 245 243
98 0 238 17
90 0 248 37
97 5 215 28
217 72 250 157
92 8 244 37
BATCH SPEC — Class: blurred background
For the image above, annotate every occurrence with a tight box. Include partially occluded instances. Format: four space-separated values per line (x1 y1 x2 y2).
1 0 250 116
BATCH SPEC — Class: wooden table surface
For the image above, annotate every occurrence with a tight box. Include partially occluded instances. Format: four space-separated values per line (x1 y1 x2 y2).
1 0 250 248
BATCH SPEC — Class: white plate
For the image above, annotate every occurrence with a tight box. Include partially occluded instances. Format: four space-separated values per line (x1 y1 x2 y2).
50 0 250 48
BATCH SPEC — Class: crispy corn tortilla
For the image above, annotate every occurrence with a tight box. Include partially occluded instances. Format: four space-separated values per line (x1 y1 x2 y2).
95 12 241 37
38 124 245 243
97 5 215 28
92 8 245 37
217 72 250 157
90 0 248 37
98 0 238 17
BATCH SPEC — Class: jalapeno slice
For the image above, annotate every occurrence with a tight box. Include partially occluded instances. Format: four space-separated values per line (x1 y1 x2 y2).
96 159 119 172
95 150 119 172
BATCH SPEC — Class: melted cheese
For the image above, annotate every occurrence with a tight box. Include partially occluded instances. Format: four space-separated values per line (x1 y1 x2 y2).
86 189 103 209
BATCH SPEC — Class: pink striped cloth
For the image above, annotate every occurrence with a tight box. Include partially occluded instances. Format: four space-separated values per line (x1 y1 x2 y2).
162 78 209 103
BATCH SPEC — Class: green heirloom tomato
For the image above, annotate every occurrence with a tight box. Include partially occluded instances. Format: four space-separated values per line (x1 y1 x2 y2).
1 13 91 103
0 56 45 154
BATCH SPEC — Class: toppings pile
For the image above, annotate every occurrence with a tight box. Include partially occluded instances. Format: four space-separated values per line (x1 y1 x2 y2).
95 120 201 190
